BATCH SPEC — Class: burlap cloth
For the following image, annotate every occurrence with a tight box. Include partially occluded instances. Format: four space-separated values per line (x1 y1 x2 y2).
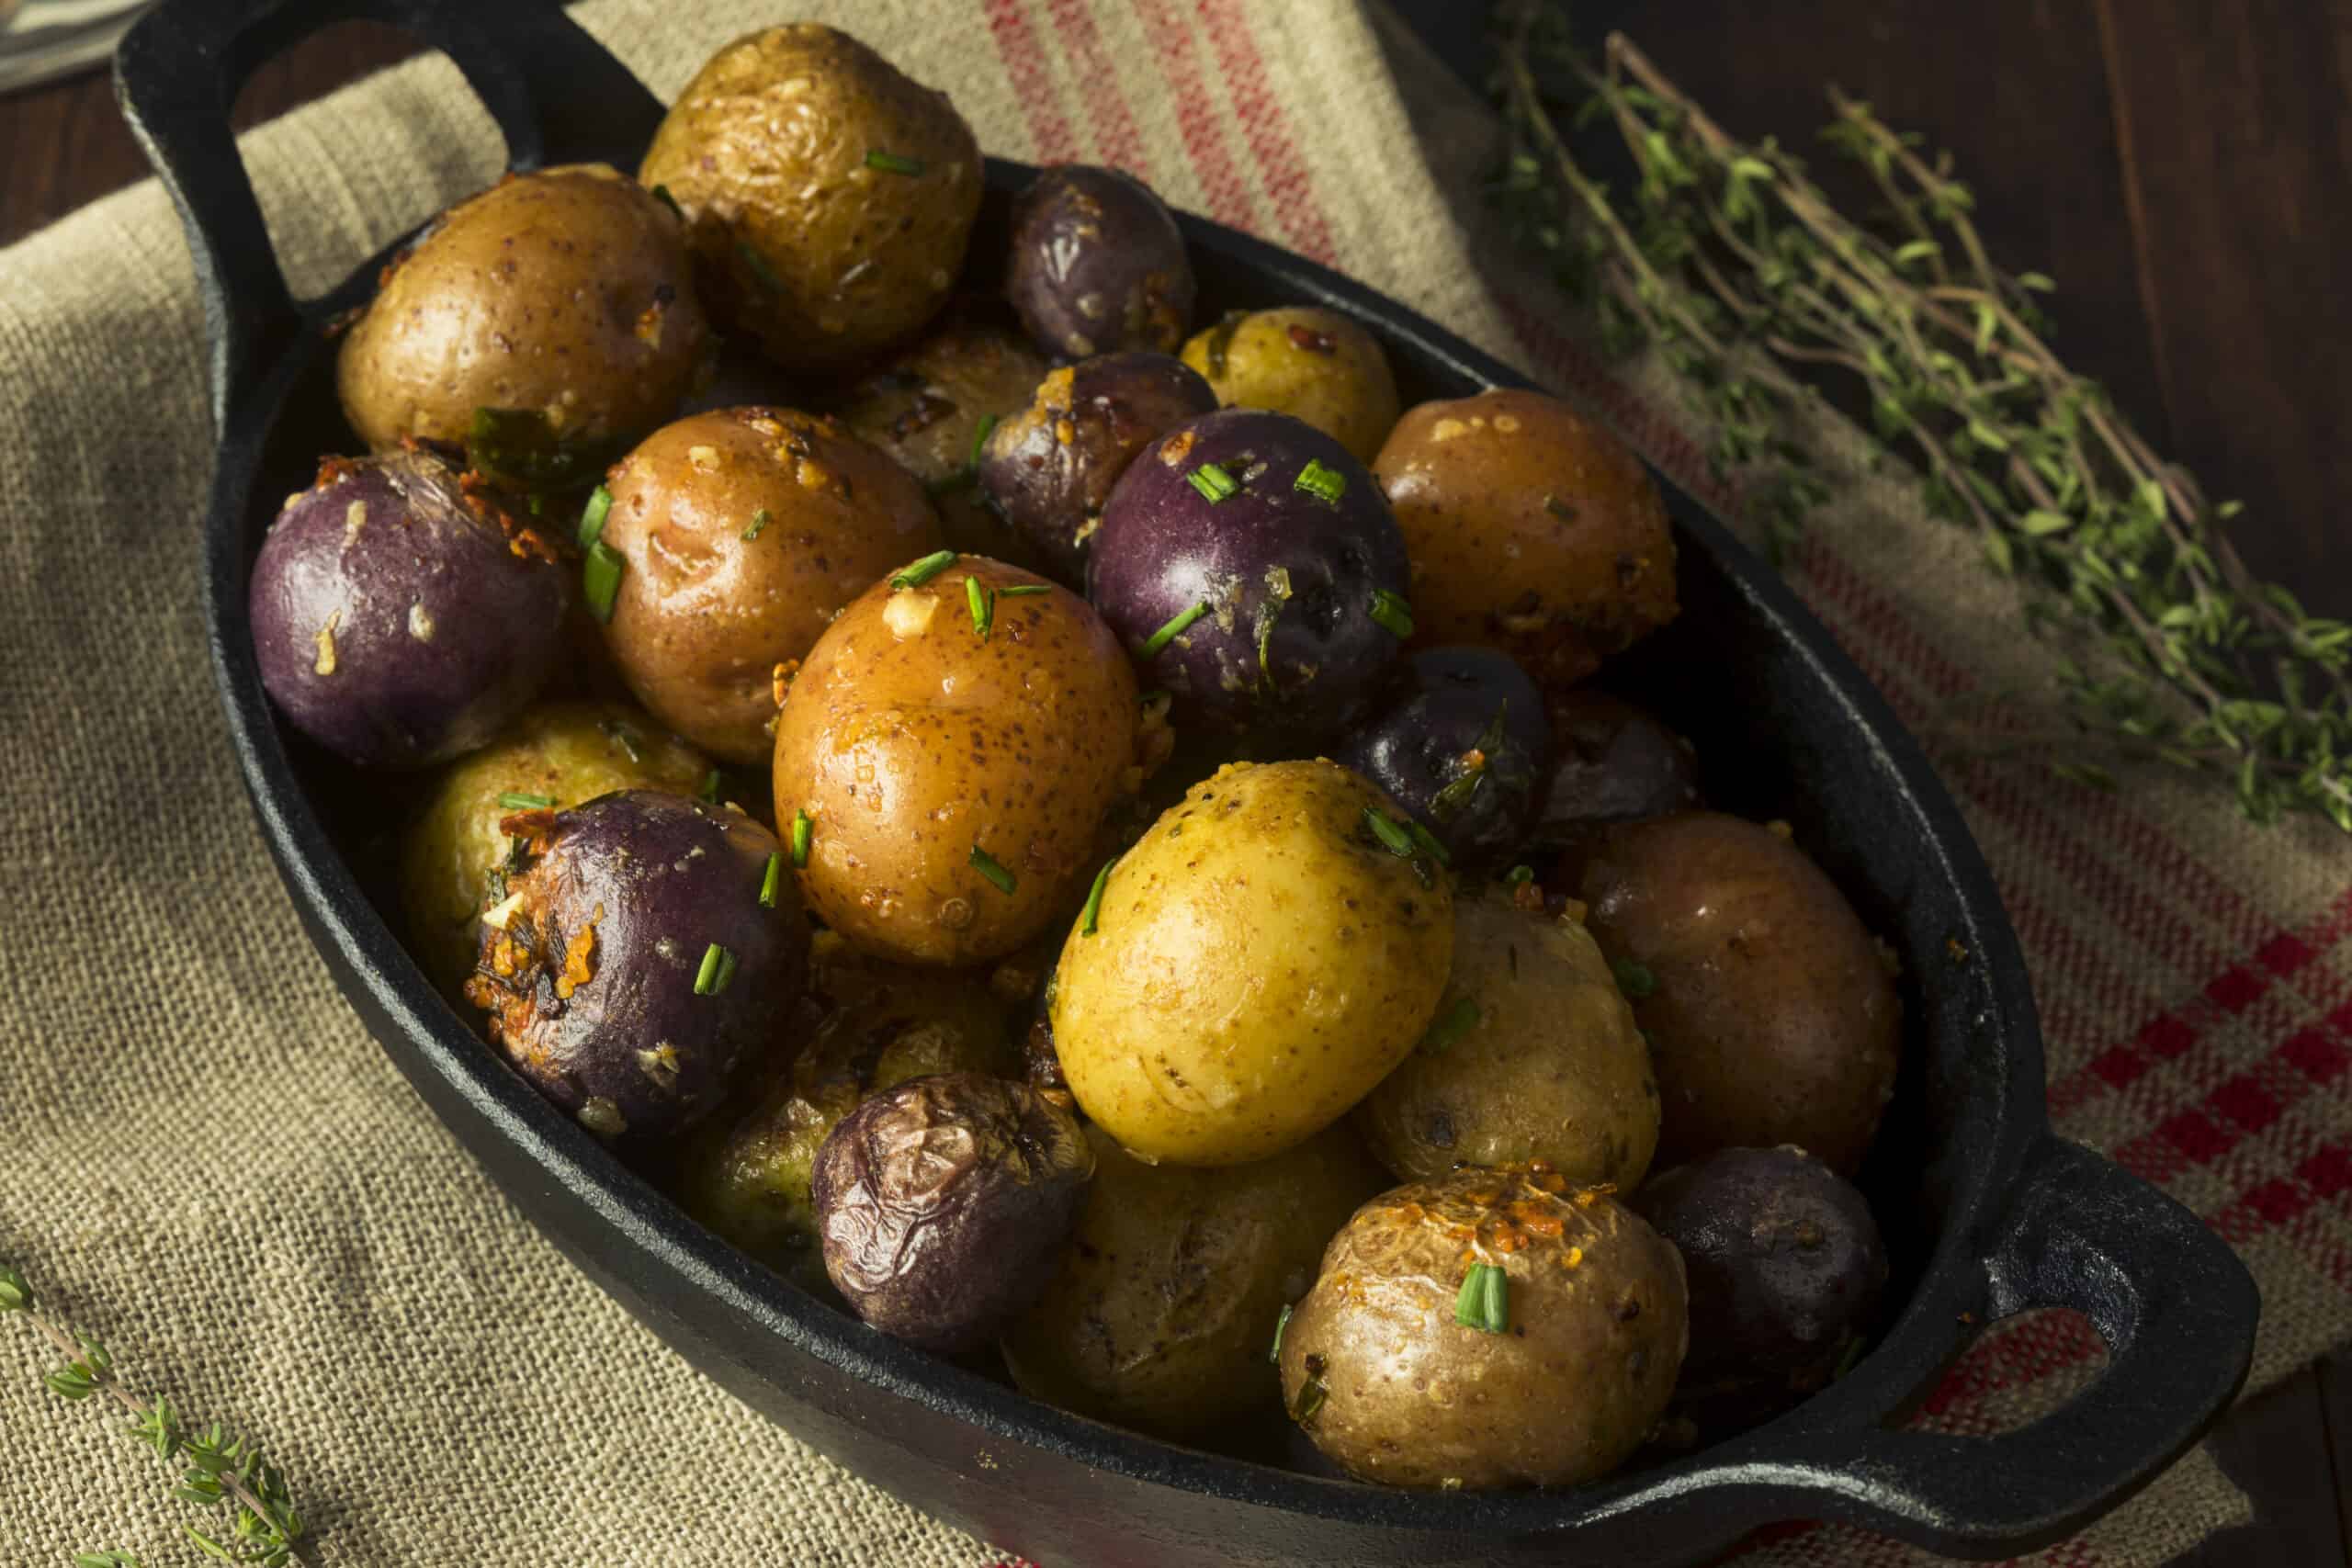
2 2 2344 1562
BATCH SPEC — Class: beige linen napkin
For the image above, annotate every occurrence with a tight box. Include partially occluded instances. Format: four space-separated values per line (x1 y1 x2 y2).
2 2 2338 1563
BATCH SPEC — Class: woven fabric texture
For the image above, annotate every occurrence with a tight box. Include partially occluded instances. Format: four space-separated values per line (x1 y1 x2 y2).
1 2 2340 1563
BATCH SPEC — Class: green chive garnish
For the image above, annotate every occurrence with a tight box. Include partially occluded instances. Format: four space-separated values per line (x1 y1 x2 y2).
736 240 785 292
583 540 626 622
1080 860 1114 935
1363 807 1416 858
1612 959 1659 1000
1503 863 1534 887
1294 458 1346 504
650 183 682 220
1430 765 1486 821
497 792 554 811
891 549 958 590
966 575 994 640
1187 462 1239 502
790 810 813 868
969 843 1016 894
969 412 999 467
1269 1303 1294 1365
1407 818 1452 867
999 584 1052 597
693 943 738 996
1544 493 1577 523
758 852 782 908
1454 1262 1510 1334
1139 601 1209 659
1292 1374 1329 1422
741 507 772 541
698 770 723 804
1138 688 1170 709
865 150 925 175
1419 996 1481 1055
1368 588 1415 638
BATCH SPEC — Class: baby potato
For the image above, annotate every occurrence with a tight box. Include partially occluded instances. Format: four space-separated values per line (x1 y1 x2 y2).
1374 389 1678 691
1050 759 1454 1167
1279 1166 1688 1490
773 557 1141 966
1356 892 1658 1190
1001 1122 1385 1438
336 164 706 466
400 702 712 995
594 407 944 763
640 25 982 372
1566 812 1902 1174
1181 306 1400 462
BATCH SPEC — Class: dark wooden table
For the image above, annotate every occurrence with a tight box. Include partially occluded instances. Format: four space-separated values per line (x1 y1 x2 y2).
3 4 2346 1562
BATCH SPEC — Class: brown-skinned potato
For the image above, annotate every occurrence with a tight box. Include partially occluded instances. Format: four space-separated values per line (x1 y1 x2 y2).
1374 389 1677 691
595 407 944 763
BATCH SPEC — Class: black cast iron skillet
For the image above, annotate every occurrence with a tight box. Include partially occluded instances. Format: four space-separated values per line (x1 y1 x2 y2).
118 1 2260 1562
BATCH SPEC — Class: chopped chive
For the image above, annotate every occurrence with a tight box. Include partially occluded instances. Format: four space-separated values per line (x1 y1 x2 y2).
1269 1303 1294 1364
1473 700 1510 758
1454 1262 1510 1334
790 810 813 868
1406 818 1452 867
969 412 999 468
968 843 1017 895
1293 458 1346 504
736 240 785 293
1430 765 1486 821
1362 807 1417 858
693 943 738 996
497 791 554 810
1080 859 1114 935
1502 863 1534 888
966 575 994 639
650 183 682 220
758 852 782 908
1292 1373 1328 1422
528 493 545 516
1419 996 1481 1055
1544 493 1577 523
583 540 626 622
891 549 958 590
865 149 926 175
1834 1333 1868 1381
999 584 1052 597
1368 588 1415 638
1139 601 1209 659
1186 461 1239 502
1611 959 1659 1000
741 507 772 541
698 770 723 804
1256 600 1284 686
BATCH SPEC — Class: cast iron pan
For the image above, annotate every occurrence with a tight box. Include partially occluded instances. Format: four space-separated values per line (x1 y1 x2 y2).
116 1 2260 1562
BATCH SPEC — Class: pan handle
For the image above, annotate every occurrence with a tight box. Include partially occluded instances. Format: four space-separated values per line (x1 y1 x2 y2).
111 0 662 434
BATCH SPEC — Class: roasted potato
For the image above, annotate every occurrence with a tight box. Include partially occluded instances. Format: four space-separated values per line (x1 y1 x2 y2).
1278 1166 1688 1489
1007 164 1195 358
640 25 982 372
1001 1122 1384 1438
594 407 944 763
335 164 706 467
1532 687 1700 848
1181 306 1399 463
1566 812 1902 1174
1050 759 1453 1167
1336 647 1553 866
1356 892 1658 1189
773 557 1142 966
1374 389 1677 691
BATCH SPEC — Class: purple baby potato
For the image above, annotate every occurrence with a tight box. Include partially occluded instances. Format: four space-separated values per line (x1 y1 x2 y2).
1337 647 1552 864
466 790 809 1145
1007 165 1195 358
1089 408 1410 741
811 1073 1093 1351
977 351 1216 583
249 448 569 768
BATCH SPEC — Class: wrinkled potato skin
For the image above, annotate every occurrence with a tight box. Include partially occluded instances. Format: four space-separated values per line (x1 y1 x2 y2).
830 316 1051 568
640 25 982 371
1051 760 1454 1167
337 164 707 454
1181 306 1400 463
400 702 711 994
674 934 1020 1273
1567 813 1902 1174
774 559 1141 966
1279 1168 1688 1490
1374 389 1678 691
1358 894 1659 1189
598 407 943 762
1001 1122 1385 1438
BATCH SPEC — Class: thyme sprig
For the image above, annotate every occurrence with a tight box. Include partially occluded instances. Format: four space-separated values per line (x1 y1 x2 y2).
0 1264 308 1565
1493 2 2352 829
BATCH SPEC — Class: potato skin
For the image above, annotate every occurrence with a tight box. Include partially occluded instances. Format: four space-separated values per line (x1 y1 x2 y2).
1001 1122 1385 1438
1182 306 1400 463
1050 759 1454 1167
336 164 706 456
1532 688 1700 847
597 407 944 763
640 25 982 371
1357 894 1659 1189
1374 389 1678 691
1008 164 1195 358
1279 1168 1688 1490
400 701 712 994
773 558 1141 966
1566 813 1901 1174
